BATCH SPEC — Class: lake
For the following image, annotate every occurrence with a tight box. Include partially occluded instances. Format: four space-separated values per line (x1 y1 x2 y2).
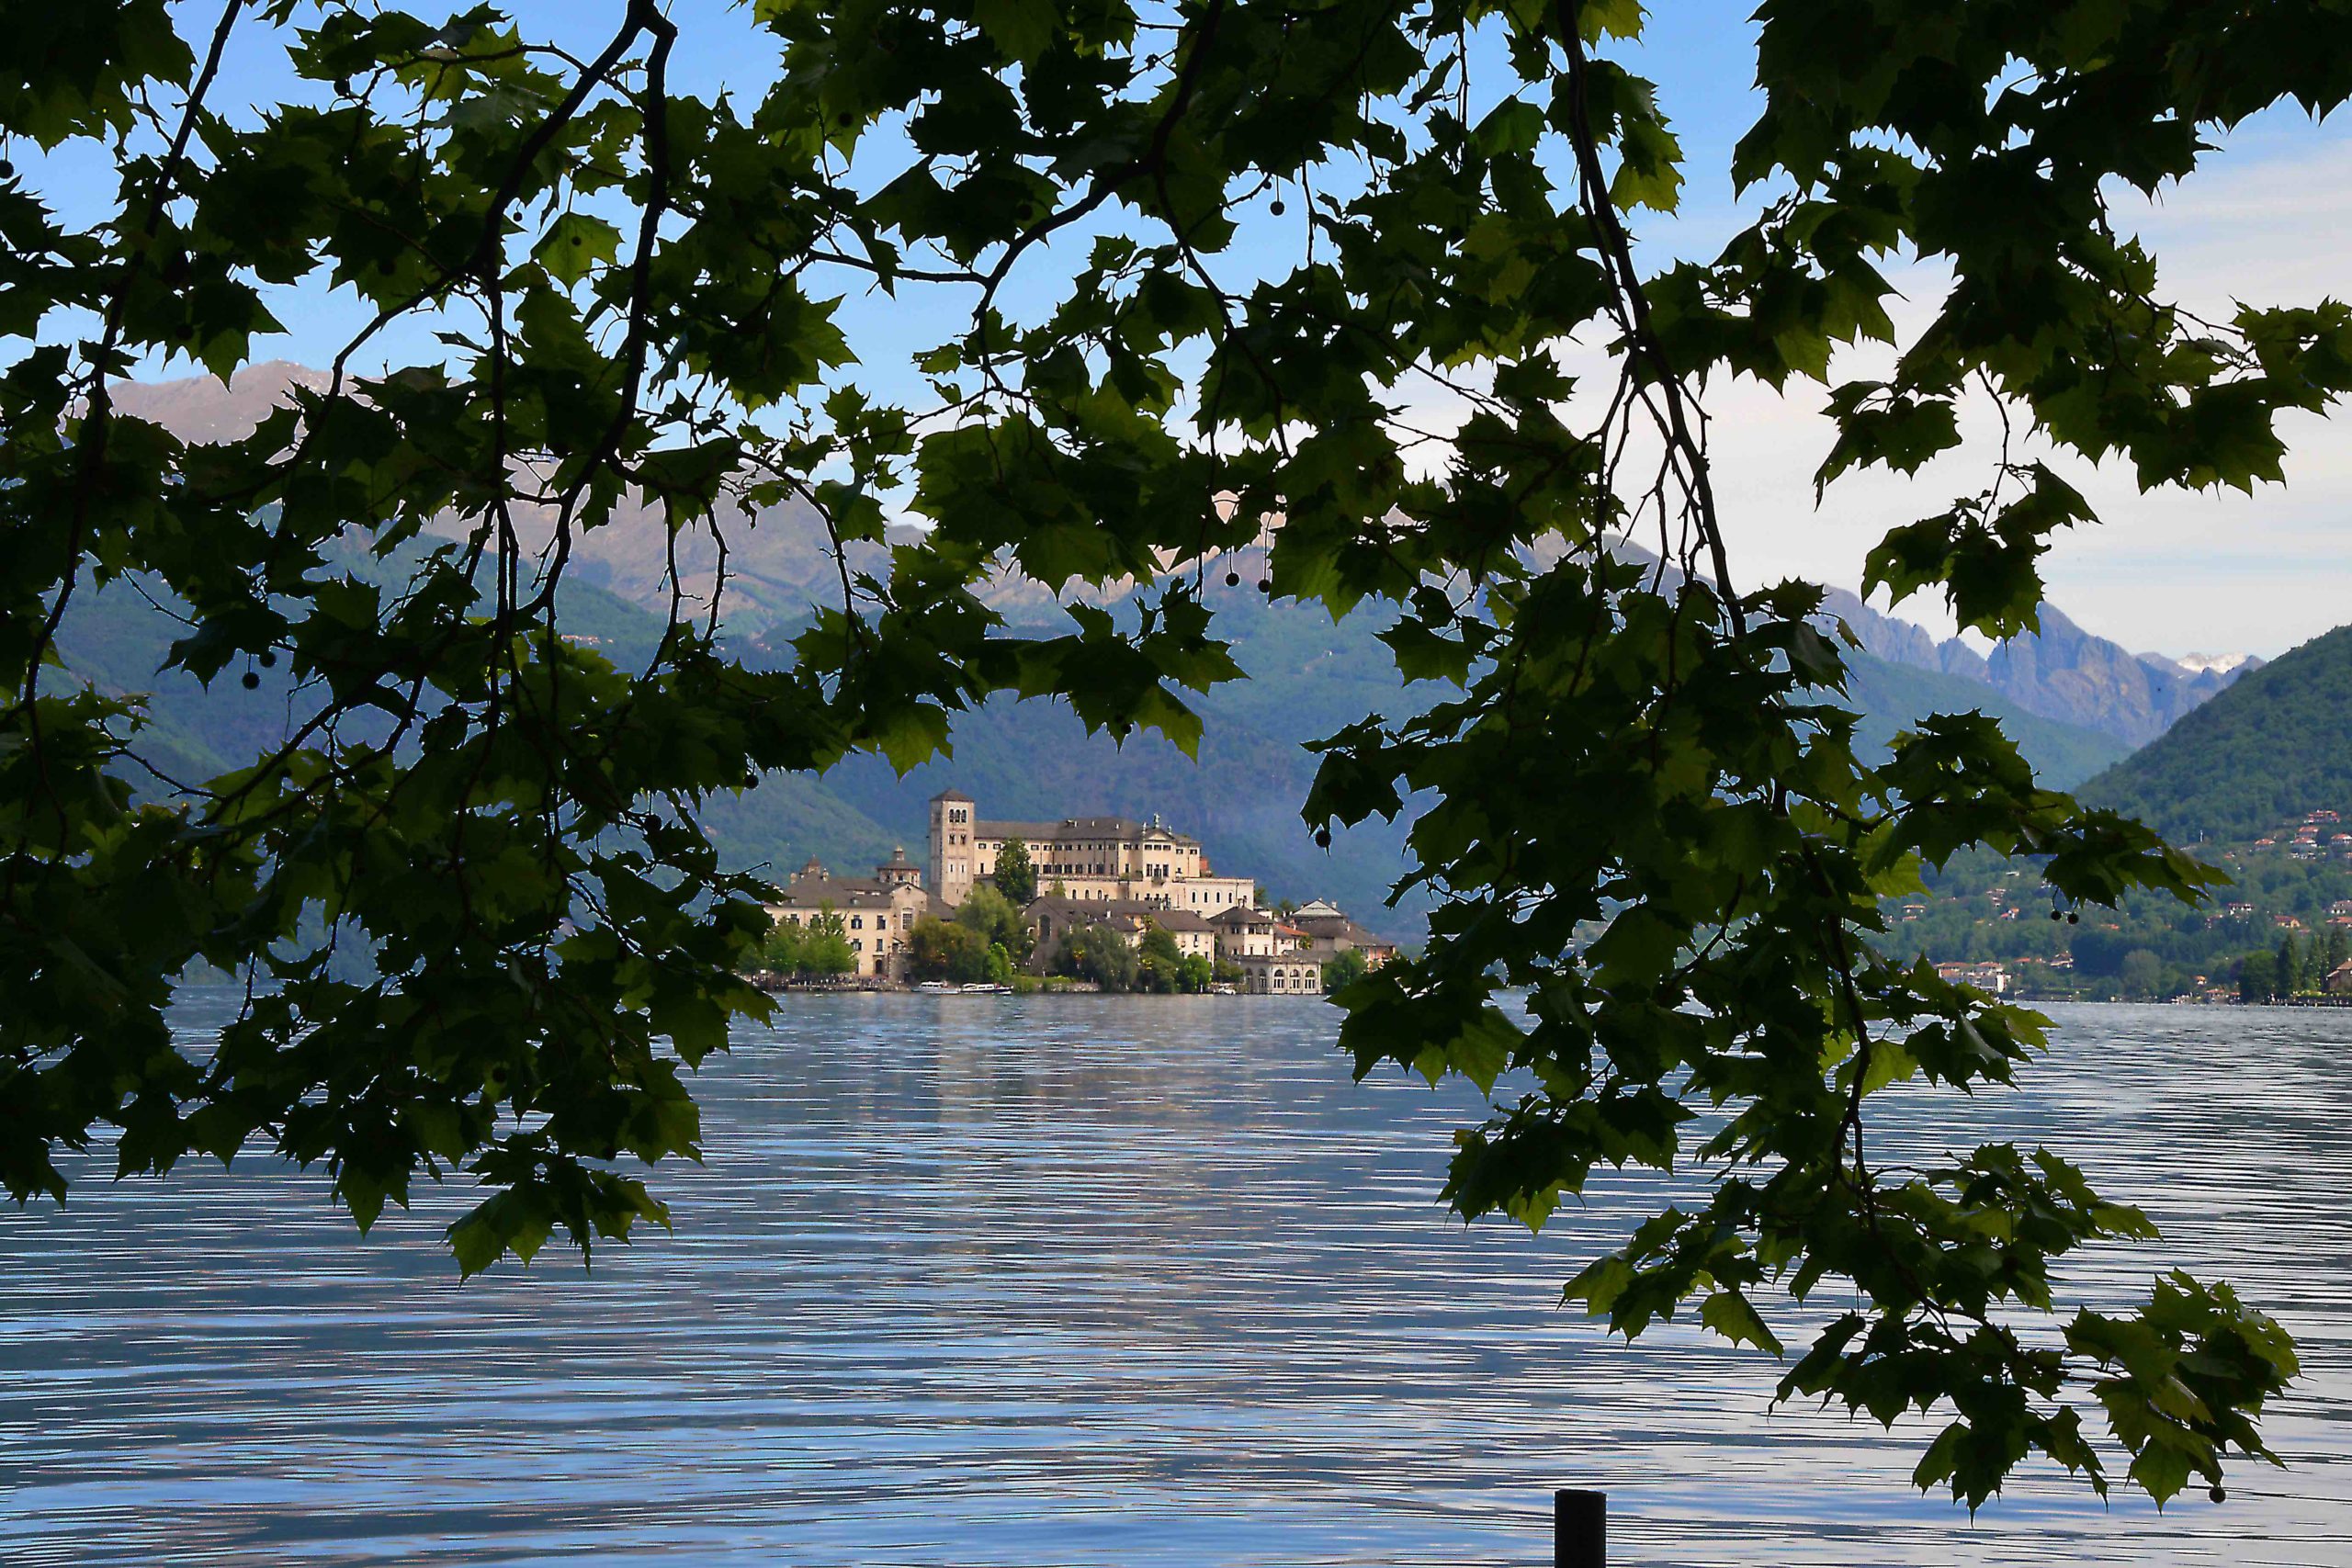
3 996 2348 1566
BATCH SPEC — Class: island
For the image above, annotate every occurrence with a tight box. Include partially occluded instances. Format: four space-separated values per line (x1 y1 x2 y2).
753 789 1399 995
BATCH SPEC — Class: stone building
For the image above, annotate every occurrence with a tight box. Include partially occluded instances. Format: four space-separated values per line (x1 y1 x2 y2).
1025 897 1219 970
1025 895 1320 993
765 849 931 981
928 789 1255 913
1287 898 1400 967
1206 904 1280 957
1233 953 1323 995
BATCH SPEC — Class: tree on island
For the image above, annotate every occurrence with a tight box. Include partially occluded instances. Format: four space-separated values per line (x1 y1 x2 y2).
1057 926 1139 993
954 884 1030 964
993 839 1038 907
797 910 859 978
908 916 1005 984
1320 947 1370 996
760 910 856 979
760 920 805 977
6 0 2343 1510
1135 923 1192 992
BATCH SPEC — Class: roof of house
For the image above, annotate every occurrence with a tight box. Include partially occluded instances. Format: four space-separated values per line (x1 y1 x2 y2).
975 814 1199 846
1210 905 1270 926
772 857 919 909
1293 899 1347 920
772 875 896 909
931 788 974 803
976 819 1072 842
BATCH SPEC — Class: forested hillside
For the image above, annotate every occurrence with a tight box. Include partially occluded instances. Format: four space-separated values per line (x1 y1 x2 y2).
1874 623 2352 1000
2080 624 2352 840
62 542 2138 939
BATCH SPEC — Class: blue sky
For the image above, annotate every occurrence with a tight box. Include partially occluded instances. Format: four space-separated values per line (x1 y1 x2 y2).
73 1 2352 657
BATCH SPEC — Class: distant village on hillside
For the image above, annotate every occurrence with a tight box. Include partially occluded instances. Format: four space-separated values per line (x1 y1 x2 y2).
1892 807 2352 1005
756 789 1398 995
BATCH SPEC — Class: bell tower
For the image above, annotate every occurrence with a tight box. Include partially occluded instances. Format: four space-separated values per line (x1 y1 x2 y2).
927 789 976 908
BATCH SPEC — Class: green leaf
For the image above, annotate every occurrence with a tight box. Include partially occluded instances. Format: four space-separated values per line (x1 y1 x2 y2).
533 211 622 288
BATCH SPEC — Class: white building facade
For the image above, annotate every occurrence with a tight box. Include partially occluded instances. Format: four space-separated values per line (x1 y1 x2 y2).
929 790 1256 914
766 850 931 981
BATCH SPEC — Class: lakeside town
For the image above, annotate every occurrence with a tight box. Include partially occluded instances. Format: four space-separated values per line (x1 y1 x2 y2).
1894 807 2352 1004
752 789 1399 996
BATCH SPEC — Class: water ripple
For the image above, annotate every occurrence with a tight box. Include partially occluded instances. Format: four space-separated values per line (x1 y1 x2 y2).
2 996 2346 1565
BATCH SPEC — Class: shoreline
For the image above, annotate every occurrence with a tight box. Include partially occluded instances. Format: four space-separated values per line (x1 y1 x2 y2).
749 976 1327 998
2007 994 2352 1008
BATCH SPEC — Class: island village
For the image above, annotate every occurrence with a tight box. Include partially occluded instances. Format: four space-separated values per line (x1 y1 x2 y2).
758 789 1398 994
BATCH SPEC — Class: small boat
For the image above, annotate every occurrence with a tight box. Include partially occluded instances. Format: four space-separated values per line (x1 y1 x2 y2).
913 980 956 994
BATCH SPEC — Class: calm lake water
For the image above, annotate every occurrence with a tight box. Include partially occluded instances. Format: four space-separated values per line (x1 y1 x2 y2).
4 996 2349 1566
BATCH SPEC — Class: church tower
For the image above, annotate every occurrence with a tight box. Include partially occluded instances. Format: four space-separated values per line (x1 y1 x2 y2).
927 790 976 908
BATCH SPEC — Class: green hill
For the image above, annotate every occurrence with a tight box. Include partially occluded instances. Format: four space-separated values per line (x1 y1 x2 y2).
2079 623 2352 840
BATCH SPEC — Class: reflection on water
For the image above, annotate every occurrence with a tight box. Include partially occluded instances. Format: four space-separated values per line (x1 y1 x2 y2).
2 997 2347 1566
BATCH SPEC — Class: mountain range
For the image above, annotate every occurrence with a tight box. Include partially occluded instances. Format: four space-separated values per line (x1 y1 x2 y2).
1817 589 2259 750
69 364 2283 935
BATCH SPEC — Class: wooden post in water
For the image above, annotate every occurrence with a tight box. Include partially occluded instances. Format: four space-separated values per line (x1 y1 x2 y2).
1555 1488 1604 1568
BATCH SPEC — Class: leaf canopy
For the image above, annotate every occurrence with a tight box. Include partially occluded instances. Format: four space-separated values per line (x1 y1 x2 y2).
5 0 2346 1510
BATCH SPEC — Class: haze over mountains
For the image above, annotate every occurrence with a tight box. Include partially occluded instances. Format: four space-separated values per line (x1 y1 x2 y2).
107 362 900 631
76 363 2278 933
